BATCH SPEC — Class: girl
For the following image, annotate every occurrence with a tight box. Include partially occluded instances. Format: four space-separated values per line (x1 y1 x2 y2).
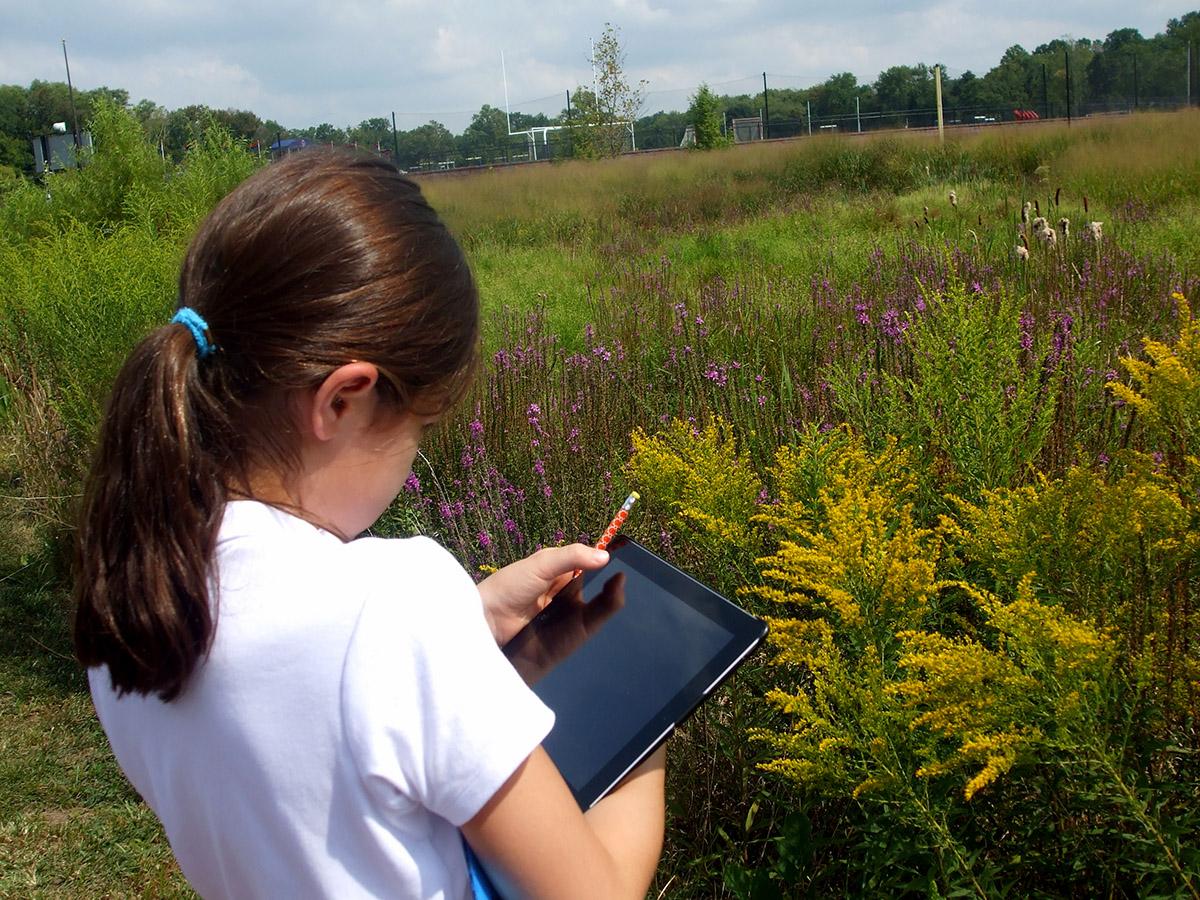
73 149 665 899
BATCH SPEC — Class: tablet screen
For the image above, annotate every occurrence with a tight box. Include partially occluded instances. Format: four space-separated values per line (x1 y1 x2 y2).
502 537 766 808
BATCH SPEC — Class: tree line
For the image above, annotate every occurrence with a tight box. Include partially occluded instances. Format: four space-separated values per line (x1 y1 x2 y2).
1 11 1197 176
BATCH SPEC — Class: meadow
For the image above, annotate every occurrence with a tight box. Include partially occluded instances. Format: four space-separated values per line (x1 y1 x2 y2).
1 103 1197 897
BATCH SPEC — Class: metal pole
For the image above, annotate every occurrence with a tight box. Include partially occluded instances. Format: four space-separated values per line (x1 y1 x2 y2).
502 50 512 134
1189 43 1193 107
934 65 944 142
762 72 769 139
1064 49 1072 126
856 96 861 133
391 111 399 161
61 39 81 148
1042 63 1049 119
565 90 573 156
1132 53 1138 110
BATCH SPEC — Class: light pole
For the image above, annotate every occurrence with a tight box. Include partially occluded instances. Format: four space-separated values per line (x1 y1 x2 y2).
62 39 81 148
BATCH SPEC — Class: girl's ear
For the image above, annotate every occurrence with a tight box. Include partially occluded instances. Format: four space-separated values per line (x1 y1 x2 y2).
308 362 380 442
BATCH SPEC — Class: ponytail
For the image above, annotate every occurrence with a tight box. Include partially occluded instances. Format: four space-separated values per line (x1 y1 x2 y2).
73 149 479 701
74 324 231 701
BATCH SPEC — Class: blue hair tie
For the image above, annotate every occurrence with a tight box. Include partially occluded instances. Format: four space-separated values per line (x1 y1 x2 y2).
172 307 215 359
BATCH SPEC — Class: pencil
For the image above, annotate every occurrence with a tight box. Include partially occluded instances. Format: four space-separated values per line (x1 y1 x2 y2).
572 492 640 578
596 492 639 552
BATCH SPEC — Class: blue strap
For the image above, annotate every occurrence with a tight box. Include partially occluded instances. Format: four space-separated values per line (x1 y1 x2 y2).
462 835 502 899
171 306 215 359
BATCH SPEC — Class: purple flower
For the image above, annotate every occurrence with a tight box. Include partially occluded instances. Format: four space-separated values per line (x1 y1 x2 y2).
1019 311 1035 351
469 418 484 438
503 518 518 534
478 531 492 549
403 472 421 493
533 459 545 476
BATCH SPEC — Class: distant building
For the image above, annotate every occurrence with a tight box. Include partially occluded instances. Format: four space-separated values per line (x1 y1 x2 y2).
32 131 92 173
269 137 312 159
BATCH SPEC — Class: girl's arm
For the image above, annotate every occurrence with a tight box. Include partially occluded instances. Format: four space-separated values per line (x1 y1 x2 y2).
462 744 666 900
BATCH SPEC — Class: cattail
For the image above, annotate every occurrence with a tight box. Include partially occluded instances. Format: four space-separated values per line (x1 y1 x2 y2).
948 190 958 208
1037 225 1057 248
1014 244 1029 260
1031 216 1047 232
1021 201 1032 223
1083 195 1089 214
1054 187 1061 207
1058 217 1070 238
1034 199 1041 216
1084 221 1103 243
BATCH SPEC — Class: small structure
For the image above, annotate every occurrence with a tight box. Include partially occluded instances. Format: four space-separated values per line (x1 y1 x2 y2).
269 137 312 159
731 116 762 143
32 128 92 173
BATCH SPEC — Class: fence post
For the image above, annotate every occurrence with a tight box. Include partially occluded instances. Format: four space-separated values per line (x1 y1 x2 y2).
762 72 770 139
934 65 944 142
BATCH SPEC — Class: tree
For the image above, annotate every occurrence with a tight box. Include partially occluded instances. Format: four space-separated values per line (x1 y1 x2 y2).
687 83 726 149
460 104 511 161
569 23 646 158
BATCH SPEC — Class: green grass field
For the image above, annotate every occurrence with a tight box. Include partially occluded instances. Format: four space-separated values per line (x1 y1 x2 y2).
1 108 1198 897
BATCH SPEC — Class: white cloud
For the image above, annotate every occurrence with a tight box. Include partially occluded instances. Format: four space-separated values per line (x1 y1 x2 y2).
2 0 1195 132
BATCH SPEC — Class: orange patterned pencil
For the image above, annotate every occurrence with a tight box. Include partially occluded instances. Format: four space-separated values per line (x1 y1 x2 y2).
572 491 640 578
596 492 639 552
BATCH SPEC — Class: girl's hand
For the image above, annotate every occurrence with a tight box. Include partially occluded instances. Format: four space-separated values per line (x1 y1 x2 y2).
477 544 609 645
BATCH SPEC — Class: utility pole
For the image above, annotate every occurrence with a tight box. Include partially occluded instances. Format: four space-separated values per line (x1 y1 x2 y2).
762 72 769 139
1064 49 1072 126
391 112 399 162
1189 43 1193 107
61 39 81 148
1042 63 1049 119
806 100 812 136
1132 52 1139 110
856 96 861 133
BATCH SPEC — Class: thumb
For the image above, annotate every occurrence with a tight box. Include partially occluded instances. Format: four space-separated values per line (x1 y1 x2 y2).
538 543 609 578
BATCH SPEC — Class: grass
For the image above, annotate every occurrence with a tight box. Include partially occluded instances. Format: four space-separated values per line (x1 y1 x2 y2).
1 107 1199 897
0 575 192 897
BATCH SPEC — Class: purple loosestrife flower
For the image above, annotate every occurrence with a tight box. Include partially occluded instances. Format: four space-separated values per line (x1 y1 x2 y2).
469 418 484 439
403 472 421 493
880 308 906 342
1019 312 1035 351
478 532 492 550
533 459 545 476
855 302 871 326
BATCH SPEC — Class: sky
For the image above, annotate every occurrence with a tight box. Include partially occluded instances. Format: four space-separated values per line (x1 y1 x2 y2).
2 1 1195 133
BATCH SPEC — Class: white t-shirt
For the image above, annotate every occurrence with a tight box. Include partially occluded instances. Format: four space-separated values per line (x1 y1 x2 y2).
89 500 554 899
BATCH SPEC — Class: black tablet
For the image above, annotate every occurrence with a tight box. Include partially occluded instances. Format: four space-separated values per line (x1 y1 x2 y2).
501 535 768 809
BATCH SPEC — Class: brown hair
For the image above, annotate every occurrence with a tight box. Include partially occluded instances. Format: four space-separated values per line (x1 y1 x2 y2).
73 149 479 700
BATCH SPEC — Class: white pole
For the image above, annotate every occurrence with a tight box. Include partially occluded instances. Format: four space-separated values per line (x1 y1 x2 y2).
856 96 861 133
807 101 812 135
502 50 513 135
